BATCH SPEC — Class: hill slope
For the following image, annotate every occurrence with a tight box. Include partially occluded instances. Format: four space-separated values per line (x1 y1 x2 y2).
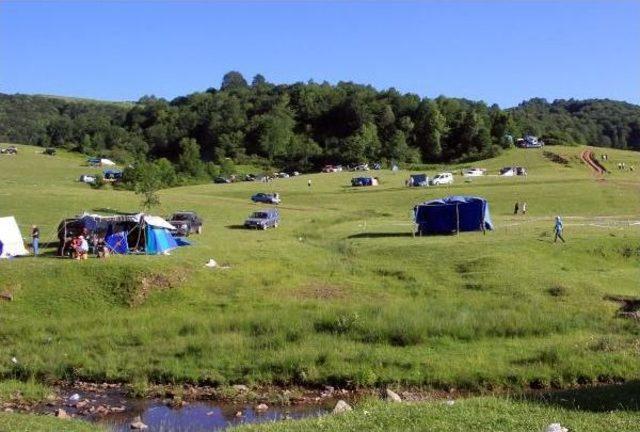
1 143 639 391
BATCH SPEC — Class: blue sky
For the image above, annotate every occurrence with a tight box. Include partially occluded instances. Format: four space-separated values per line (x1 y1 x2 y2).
1 1 639 107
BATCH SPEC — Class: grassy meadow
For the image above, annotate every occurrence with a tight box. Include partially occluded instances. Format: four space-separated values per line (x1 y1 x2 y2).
0 144 639 430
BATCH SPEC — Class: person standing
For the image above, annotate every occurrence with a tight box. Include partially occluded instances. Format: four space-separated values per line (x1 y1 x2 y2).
31 225 40 256
521 202 527 215
554 216 565 243
513 202 519 215
307 179 312 188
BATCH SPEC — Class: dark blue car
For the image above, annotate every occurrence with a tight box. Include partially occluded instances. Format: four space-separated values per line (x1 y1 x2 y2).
244 208 280 230
251 192 281 204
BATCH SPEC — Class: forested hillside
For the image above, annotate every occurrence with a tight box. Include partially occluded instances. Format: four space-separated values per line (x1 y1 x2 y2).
2 71 639 174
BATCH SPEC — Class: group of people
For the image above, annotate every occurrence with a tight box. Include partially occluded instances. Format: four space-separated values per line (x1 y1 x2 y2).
617 162 634 171
513 201 527 215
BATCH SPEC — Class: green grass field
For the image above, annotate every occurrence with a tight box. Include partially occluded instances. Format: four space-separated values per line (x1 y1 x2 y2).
0 144 639 430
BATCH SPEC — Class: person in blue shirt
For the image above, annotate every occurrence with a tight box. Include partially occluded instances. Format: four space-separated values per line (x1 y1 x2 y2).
554 216 565 243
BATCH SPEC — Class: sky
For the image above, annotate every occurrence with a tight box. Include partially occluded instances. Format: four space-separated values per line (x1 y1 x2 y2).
1 1 639 108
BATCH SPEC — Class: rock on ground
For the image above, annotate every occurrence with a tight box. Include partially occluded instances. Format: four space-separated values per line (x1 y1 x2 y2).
546 424 569 432
55 408 70 419
332 400 352 414
130 416 148 430
385 389 402 402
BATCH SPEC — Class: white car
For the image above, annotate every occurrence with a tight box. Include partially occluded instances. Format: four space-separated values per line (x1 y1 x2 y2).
431 172 454 185
462 168 485 177
500 167 515 176
79 174 96 184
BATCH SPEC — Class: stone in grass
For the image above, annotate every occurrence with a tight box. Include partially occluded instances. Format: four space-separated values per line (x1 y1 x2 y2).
385 389 402 403
332 400 352 414
55 408 70 419
130 416 148 430
546 424 568 432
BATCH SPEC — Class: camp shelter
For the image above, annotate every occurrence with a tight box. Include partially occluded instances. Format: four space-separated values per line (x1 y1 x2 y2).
0 217 29 258
351 177 379 187
409 174 429 187
413 196 494 235
57 213 179 256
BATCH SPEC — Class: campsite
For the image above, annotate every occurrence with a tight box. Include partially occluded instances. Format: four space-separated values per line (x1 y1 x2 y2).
0 142 639 430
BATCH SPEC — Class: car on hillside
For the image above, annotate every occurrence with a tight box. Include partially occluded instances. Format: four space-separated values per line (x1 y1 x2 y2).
322 165 342 173
243 174 257 182
78 174 96 184
214 176 231 184
462 168 485 177
2 146 18 155
244 208 280 230
167 211 203 236
43 147 56 155
251 192 281 204
430 172 454 185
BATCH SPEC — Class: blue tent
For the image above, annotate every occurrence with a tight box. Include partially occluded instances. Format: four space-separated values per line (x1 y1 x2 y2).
145 225 178 254
351 177 378 187
414 196 494 235
409 174 429 187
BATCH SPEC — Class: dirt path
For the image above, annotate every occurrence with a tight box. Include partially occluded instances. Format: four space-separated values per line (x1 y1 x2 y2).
580 149 607 176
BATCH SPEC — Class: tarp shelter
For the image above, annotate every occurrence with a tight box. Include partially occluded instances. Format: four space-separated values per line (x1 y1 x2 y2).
0 217 29 258
100 158 116 166
351 177 379 187
58 213 180 256
409 174 429 187
414 196 494 235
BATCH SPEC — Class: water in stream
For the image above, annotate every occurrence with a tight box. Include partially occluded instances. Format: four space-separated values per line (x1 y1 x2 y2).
98 400 330 432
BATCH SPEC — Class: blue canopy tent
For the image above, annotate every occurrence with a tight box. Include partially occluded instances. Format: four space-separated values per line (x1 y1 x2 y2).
351 177 379 187
414 196 494 235
409 174 429 187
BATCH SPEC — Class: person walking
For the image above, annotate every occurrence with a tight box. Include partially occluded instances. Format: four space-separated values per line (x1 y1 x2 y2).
31 225 40 256
513 202 519 215
307 179 312 188
521 202 527 215
554 216 565 243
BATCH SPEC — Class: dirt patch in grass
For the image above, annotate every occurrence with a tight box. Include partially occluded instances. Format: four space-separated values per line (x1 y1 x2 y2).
543 151 570 166
130 271 187 307
294 282 348 301
604 295 640 320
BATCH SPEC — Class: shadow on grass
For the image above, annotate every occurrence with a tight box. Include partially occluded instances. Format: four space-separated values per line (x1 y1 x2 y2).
226 225 247 230
527 381 640 412
348 232 414 239
91 208 137 215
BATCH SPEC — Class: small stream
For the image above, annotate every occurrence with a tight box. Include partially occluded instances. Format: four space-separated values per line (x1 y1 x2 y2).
97 401 330 431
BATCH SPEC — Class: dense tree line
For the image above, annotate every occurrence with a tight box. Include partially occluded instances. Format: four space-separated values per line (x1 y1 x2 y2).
2 73 639 179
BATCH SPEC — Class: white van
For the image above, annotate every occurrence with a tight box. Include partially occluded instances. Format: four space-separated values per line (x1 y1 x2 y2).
431 172 454 185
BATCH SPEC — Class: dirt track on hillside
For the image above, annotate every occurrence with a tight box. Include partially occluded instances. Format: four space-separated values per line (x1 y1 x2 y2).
580 149 608 176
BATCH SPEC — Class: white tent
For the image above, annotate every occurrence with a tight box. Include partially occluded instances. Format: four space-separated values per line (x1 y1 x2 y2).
100 158 116 166
0 217 29 258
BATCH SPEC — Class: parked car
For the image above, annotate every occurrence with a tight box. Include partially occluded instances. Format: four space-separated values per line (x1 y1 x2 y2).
79 174 96 184
43 147 56 155
251 193 281 204
214 176 231 184
276 172 290 178
243 174 256 182
167 211 203 236
244 208 280 230
371 163 382 170
322 165 342 173
500 167 515 176
430 172 454 185
3 146 18 155
462 168 485 177
103 170 122 181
